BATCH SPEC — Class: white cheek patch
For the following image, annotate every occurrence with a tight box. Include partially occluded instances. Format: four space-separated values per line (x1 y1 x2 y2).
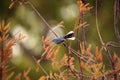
67 37 75 40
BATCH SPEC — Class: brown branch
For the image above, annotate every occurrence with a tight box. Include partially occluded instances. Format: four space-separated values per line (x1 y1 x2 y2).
24 1 58 37
96 67 120 79
95 0 112 66
114 0 120 43
96 0 118 79
32 56 49 77
79 8 87 80
0 21 3 80
95 0 104 46
76 13 84 80
81 13 87 50
105 68 120 78
106 41 120 48
76 1 88 79
0 43 3 80
19 43 50 79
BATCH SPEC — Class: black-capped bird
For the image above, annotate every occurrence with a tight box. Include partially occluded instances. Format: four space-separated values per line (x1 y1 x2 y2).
52 31 75 44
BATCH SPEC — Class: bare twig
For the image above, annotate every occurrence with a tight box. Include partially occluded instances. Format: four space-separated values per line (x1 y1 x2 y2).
0 21 4 80
96 0 117 79
95 0 113 65
68 46 96 63
114 0 120 42
81 13 87 50
0 39 3 80
32 56 49 76
25 1 58 37
76 1 88 79
95 0 104 46
76 14 84 80
106 41 120 47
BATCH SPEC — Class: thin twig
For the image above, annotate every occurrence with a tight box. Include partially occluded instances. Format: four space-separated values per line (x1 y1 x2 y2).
76 13 84 80
76 1 87 79
95 0 113 65
96 0 117 79
95 0 104 46
20 44 49 77
106 41 120 47
32 56 49 77
68 46 96 63
81 14 87 51
0 43 3 80
114 0 120 42
25 1 58 37
0 21 3 80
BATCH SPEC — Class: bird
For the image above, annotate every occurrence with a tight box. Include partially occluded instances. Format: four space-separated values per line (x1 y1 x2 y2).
52 31 75 44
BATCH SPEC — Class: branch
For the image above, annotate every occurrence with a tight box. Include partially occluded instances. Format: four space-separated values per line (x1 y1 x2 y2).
95 0 104 46
32 56 49 77
106 41 120 48
25 1 58 37
95 0 113 65
114 0 120 42
96 0 117 79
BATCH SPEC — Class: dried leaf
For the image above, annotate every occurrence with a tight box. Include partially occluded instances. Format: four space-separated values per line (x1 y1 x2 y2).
25 77 31 80
5 72 14 80
74 22 89 30
3 66 15 74
60 54 68 66
69 57 75 70
9 0 26 9
95 46 103 62
23 67 31 78
9 1 15 9
80 61 84 68
18 33 26 40
54 21 64 29
15 73 22 80
0 37 2 42
2 20 4 29
113 52 118 63
3 34 9 41
80 42 85 54
36 59 41 72
77 0 93 12
39 76 47 80
4 22 10 32
45 46 54 60
95 46 99 54
86 44 92 53
52 46 60 59
99 53 103 62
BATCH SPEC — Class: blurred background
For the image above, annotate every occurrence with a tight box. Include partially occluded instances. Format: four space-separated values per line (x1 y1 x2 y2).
0 0 119 79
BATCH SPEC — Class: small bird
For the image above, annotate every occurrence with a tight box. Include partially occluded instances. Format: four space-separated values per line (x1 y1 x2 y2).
52 31 75 44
